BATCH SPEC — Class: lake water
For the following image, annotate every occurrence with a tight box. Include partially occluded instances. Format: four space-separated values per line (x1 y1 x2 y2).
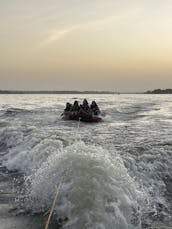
0 94 172 229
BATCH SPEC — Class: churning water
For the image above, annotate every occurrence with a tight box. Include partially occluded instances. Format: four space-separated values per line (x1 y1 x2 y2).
0 94 172 228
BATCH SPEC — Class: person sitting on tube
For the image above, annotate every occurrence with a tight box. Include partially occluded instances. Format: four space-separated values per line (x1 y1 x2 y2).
90 101 100 115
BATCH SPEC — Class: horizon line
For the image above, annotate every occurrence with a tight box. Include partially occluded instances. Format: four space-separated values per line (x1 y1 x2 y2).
0 90 144 94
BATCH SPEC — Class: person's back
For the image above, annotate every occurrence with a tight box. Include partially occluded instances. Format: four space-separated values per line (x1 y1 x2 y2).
64 102 72 112
90 101 95 109
82 99 89 111
91 101 100 115
71 101 80 111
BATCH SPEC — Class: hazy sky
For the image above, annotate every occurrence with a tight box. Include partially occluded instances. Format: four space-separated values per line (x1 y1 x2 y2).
1 0 172 91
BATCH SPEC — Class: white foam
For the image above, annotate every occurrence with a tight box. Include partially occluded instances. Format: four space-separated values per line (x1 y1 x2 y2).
2 128 63 174
22 141 142 229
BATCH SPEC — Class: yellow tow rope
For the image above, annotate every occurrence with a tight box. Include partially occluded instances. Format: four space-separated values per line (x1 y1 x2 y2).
44 181 62 229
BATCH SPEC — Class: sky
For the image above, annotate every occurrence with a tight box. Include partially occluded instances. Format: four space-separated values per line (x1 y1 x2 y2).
0 0 172 92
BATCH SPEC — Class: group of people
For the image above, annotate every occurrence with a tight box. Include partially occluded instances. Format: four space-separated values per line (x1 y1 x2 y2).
63 99 100 119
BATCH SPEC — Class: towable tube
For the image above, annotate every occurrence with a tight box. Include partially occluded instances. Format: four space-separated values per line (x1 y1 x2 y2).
62 112 102 123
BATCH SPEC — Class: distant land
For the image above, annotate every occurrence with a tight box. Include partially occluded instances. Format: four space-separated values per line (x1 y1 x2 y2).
146 89 172 94
0 90 114 94
0 89 171 94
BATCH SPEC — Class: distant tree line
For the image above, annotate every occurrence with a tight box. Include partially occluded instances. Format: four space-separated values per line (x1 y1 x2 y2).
146 89 172 94
0 90 114 94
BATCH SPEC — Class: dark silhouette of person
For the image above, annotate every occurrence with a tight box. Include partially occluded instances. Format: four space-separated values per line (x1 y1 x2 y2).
90 101 100 115
82 99 89 111
64 102 72 112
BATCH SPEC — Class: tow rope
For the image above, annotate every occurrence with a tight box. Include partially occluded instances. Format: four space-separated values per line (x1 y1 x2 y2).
44 181 62 229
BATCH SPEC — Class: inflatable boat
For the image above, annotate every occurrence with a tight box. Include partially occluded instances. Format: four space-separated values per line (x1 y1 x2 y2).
62 112 102 123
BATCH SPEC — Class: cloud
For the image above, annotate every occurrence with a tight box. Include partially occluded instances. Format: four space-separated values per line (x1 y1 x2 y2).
40 8 142 47
40 25 80 46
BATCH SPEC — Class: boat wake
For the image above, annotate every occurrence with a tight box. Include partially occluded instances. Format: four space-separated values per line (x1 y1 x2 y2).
3 131 143 228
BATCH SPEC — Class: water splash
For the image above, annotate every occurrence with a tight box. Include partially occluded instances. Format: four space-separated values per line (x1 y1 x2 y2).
20 141 143 229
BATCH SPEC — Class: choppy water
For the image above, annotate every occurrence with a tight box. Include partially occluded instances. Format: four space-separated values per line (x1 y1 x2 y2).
0 94 172 229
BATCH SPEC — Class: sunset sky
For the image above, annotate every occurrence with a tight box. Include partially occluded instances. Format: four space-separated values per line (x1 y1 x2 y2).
0 0 172 92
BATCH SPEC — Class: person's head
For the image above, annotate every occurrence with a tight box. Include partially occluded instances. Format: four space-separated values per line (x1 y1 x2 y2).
91 101 97 106
83 99 88 104
74 100 79 106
